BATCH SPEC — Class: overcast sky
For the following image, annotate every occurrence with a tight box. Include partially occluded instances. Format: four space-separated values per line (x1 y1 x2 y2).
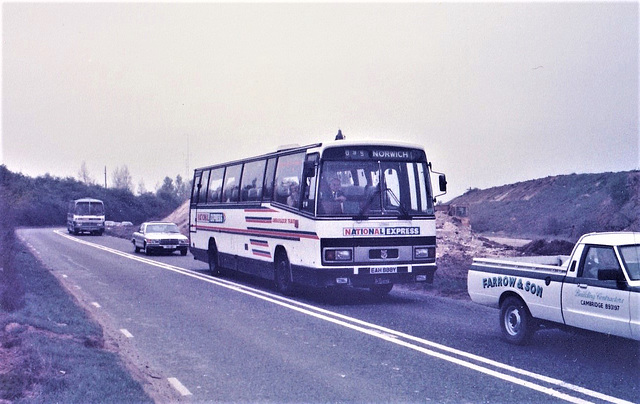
2 2 638 199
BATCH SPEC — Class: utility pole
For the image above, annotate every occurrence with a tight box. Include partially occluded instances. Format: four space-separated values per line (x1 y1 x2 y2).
104 166 107 188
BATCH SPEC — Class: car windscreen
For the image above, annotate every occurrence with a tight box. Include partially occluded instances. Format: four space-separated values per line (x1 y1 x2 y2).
147 224 180 233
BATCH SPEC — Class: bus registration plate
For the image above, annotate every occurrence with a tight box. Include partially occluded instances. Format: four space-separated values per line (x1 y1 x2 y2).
370 267 397 274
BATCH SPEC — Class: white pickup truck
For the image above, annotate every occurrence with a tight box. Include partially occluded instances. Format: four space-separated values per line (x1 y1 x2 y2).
467 232 640 344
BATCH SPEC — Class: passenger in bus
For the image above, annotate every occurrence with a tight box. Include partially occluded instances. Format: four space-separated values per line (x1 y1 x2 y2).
325 177 346 203
287 183 300 207
319 177 346 214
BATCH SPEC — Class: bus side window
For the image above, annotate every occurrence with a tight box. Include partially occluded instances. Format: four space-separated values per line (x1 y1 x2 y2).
208 168 224 203
263 158 277 202
274 152 305 207
191 172 201 204
241 160 266 202
198 170 210 204
222 164 242 203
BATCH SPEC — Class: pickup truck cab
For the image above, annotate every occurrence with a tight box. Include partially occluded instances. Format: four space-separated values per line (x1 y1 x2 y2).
468 232 640 344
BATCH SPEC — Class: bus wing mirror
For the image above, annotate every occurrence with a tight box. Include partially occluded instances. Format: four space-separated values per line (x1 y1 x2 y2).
439 174 447 193
303 161 316 178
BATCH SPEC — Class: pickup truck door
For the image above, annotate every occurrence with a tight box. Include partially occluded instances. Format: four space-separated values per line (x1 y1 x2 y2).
561 245 632 339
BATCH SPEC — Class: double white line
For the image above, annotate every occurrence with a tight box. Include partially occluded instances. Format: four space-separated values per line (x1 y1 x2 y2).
54 230 633 404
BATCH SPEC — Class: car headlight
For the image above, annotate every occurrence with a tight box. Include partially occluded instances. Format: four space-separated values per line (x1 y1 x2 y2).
145 239 160 244
324 248 353 262
414 246 435 259
179 239 189 245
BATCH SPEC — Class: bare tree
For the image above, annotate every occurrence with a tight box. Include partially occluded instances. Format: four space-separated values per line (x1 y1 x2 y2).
137 179 148 195
111 165 133 192
77 161 94 185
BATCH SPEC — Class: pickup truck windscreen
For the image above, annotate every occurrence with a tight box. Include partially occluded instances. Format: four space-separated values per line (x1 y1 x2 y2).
620 244 640 280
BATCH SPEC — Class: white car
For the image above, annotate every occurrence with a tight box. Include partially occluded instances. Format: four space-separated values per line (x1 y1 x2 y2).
132 222 189 256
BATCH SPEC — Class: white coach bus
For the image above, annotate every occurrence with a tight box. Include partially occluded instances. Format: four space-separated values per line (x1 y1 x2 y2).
67 197 106 235
189 132 447 296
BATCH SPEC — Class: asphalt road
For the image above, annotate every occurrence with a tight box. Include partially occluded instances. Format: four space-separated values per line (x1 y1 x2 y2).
17 228 640 403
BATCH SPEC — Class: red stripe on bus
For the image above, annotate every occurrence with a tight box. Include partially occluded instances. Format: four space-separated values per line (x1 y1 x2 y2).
195 225 319 240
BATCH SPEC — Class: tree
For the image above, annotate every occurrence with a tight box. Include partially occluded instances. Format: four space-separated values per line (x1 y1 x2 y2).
78 161 94 185
156 176 177 203
175 174 190 201
112 165 133 192
137 179 148 195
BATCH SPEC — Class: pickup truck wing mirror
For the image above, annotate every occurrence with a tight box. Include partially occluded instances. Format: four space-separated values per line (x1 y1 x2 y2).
597 269 626 286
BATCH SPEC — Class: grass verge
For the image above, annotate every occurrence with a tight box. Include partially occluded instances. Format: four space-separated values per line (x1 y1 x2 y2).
0 225 152 402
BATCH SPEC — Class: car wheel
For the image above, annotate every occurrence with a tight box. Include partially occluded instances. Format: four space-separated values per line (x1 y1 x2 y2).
274 252 295 296
180 249 187 256
500 296 535 345
144 243 152 256
133 241 140 253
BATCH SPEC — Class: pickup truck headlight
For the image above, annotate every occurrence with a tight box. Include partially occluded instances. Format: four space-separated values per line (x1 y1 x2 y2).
324 248 353 262
414 246 435 259
179 239 189 245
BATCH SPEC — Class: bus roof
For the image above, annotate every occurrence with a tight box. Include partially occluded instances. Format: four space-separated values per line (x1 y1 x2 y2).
193 138 428 172
74 198 103 203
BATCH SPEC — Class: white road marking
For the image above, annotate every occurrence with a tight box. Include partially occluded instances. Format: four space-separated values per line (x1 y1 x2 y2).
53 230 634 404
91 302 101 308
119 329 134 338
168 377 192 396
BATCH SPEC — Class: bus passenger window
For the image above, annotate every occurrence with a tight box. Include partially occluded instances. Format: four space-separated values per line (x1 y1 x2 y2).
191 172 202 204
241 160 266 202
198 170 210 204
263 158 277 202
208 168 224 203
222 164 242 203
274 152 305 207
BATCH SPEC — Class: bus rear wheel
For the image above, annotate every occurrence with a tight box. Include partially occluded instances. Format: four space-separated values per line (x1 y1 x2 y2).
208 242 222 276
275 252 295 296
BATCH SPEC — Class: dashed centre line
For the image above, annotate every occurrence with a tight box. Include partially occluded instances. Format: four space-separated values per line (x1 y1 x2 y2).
119 329 134 338
168 377 192 396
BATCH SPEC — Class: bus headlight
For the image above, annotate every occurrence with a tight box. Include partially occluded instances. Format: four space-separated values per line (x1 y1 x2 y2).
324 248 353 262
414 246 435 259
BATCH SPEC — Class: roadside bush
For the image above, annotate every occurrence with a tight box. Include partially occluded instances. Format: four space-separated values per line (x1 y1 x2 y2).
0 165 183 227
0 186 24 312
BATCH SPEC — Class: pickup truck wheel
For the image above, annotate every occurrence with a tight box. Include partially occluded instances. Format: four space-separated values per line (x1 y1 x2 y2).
500 297 535 345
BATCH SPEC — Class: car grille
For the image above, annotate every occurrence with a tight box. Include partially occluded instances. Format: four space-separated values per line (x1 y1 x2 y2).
160 239 180 245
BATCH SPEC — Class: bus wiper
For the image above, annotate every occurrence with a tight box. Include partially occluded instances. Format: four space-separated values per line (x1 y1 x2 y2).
357 187 381 218
385 188 410 219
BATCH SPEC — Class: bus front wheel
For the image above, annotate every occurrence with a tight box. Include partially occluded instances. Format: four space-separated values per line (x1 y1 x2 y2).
275 252 295 296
